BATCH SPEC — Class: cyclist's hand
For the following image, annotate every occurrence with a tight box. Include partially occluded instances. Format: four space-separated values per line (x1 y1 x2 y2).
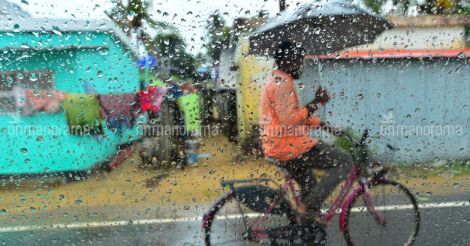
314 86 330 105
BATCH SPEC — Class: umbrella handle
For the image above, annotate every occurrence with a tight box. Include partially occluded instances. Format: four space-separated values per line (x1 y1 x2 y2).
314 57 328 120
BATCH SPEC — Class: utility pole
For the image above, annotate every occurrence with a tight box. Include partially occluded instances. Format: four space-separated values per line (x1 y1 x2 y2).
279 0 286 11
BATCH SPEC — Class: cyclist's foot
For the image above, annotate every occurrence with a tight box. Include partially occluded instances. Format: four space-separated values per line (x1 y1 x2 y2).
301 210 327 228
297 202 307 214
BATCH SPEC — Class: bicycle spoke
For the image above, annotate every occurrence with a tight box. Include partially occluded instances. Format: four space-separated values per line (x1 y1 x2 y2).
345 181 420 246
206 192 298 246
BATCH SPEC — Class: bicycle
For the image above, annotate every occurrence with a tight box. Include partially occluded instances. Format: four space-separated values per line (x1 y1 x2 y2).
202 125 421 246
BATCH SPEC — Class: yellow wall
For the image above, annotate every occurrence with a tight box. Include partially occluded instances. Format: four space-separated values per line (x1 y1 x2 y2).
236 38 274 141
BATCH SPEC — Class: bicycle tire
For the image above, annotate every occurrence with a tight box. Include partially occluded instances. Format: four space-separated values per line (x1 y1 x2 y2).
204 192 236 246
343 180 420 246
204 191 299 246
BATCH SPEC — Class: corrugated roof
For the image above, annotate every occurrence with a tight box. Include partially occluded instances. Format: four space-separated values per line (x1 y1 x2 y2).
388 15 470 27
0 0 138 56
0 0 30 18
306 49 470 59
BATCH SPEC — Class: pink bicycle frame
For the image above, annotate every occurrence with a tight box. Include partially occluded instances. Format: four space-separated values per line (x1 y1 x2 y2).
322 163 361 223
250 175 303 239
202 162 387 241
251 162 385 237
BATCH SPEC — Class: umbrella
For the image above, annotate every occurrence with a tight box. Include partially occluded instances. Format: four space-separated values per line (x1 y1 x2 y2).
249 0 392 56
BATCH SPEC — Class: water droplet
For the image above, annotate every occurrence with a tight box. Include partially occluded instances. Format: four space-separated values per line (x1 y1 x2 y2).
415 192 432 202
0 209 6 215
20 148 28 154
127 11 135 21
29 73 38 82
13 24 20 32
36 136 44 142
52 26 62 36
314 27 321 34
98 48 109 55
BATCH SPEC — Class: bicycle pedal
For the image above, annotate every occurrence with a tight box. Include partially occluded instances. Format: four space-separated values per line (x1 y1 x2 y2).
291 223 327 246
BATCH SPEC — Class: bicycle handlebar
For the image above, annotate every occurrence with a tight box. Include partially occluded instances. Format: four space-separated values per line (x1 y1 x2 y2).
319 121 368 145
319 121 371 165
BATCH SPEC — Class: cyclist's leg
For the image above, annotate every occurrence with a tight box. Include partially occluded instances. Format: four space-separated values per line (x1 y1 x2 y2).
283 147 324 213
302 143 353 211
282 158 317 205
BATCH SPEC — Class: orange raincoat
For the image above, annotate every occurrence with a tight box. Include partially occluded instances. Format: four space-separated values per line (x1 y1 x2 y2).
259 69 320 161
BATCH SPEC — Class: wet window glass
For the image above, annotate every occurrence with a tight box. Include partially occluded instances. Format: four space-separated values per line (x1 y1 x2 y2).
0 0 469 245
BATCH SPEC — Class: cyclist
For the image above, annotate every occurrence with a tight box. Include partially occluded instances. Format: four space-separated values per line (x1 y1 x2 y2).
259 41 353 223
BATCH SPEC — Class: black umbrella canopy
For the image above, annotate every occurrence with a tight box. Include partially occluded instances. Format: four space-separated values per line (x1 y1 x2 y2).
249 1 393 56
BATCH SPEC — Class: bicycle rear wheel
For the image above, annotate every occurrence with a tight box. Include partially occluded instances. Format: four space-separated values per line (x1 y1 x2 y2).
343 180 420 246
204 192 297 245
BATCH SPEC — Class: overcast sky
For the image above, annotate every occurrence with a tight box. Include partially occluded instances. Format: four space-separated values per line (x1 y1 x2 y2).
9 0 317 54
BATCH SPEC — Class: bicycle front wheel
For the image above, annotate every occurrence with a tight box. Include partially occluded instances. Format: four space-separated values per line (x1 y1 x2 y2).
343 180 420 246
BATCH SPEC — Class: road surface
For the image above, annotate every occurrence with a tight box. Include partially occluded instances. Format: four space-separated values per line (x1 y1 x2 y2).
0 193 469 246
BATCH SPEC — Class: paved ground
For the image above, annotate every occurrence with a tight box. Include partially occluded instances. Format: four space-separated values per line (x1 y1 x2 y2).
1 136 469 245
0 193 469 245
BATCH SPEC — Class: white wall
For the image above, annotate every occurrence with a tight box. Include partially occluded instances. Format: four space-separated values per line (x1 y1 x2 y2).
352 26 466 50
217 50 238 90
298 58 470 164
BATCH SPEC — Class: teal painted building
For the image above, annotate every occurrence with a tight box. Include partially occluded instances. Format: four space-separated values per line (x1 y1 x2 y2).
0 2 144 175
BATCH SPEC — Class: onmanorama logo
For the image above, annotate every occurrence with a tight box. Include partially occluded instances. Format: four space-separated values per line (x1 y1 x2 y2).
379 111 464 137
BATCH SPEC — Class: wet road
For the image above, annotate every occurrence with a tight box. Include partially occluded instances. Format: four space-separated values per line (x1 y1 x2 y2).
1 194 469 246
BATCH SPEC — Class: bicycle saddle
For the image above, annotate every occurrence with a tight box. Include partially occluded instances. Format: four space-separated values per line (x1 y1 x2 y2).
265 157 290 173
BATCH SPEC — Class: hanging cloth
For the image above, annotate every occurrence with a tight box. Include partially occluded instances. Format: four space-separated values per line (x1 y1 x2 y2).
139 85 168 113
64 93 103 135
98 93 139 129
177 93 202 133
15 88 65 115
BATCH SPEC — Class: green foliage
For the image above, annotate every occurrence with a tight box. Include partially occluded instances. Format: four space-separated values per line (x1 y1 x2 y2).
363 0 385 14
206 11 231 62
335 127 361 154
154 32 186 57
382 0 470 15
397 160 470 178
453 5 470 14
108 0 174 56
154 32 196 79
